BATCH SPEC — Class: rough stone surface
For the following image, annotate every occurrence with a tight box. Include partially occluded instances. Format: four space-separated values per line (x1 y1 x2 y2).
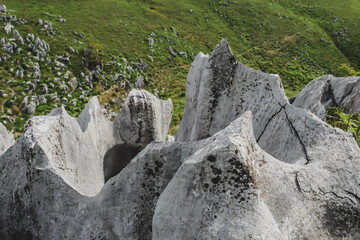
0 122 15 155
176 39 311 164
114 89 173 148
293 75 360 120
0 40 360 240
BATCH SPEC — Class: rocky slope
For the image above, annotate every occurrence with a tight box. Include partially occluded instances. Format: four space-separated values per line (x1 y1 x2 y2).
0 40 360 239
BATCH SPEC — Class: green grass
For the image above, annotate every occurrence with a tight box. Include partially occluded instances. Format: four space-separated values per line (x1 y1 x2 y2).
1 0 360 134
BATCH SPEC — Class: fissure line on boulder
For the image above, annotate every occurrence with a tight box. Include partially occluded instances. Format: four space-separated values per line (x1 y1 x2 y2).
256 106 284 142
319 188 359 205
295 172 302 192
59 122 80 142
343 190 360 204
280 103 311 164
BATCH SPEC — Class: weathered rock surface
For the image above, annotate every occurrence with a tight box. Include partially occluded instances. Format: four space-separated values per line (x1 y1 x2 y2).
293 75 360 120
1 40 360 240
0 122 14 155
15 97 114 196
114 89 173 148
0 89 172 197
176 39 308 164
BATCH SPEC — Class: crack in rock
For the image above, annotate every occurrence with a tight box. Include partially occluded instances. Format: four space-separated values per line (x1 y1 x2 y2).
280 103 311 164
256 106 283 142
319 188 359 205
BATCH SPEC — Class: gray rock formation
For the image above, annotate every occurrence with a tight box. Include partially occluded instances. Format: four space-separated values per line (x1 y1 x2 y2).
0 4 7 13
4 22 13 34
0 40 360 240
0 122 15 155
114 89 173 148
176 39 309 164
293 75 360 120
2 89 172 196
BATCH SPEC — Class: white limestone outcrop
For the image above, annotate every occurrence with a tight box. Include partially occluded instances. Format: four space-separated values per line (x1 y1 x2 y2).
0 122 15 155
0 40 359 240
293 75 360 120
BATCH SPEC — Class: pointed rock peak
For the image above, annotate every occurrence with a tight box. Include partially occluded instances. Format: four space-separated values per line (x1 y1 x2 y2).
87 96 100 107
210 38 235 61
49 105 67 116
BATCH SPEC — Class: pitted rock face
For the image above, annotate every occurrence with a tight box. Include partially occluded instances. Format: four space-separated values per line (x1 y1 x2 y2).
114 89 173 147
176 39 287 143
0 122 15 156
293 75 360 120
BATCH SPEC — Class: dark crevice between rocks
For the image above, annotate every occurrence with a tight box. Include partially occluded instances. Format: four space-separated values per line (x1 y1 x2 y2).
103 143 142 183
323 80 338 107
280 103 311 165
256 107 284 142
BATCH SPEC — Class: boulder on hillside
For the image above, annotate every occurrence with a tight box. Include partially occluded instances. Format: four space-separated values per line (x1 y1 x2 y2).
293 75 360 120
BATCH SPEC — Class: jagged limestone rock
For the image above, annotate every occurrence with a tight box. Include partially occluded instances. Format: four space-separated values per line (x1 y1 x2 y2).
0 40 360 240
153 112 285 240
293 75 360 120
1 90 172 197
114 89 173 147
176 39 313 164
16 97 114 196
0 122 15 155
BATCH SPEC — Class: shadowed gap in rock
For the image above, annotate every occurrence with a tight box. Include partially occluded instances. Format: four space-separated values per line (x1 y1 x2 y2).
103 143 142 183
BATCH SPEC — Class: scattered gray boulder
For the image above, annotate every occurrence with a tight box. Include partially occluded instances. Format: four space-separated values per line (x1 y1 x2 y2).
42 84 48 94
148 35 154 47
36 18 43 26
135 75 145 89
20 96 28 109
39 95 47 104
4 22 13 34
24 101 36 115
15 66 24 78
0 121 14 155
293 75 360 120
169 46 177 57
13 30 24 45
26 33 35 42
69 77 78 90
0 4 7 13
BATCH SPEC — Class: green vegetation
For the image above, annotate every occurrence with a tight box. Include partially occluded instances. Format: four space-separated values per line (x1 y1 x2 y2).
327 107 360 146
1 0 360 135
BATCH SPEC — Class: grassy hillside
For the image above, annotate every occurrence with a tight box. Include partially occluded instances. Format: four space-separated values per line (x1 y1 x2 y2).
1 0 360 136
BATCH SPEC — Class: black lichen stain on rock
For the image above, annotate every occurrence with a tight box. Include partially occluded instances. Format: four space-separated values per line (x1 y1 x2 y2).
323 201 360 238
203 152 254 203
207 155 216 162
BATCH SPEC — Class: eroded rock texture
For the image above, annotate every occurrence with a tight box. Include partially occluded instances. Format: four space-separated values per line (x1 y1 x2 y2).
114 89 173 147
1 40 360 240
0 122 14 155
293 75 360 120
